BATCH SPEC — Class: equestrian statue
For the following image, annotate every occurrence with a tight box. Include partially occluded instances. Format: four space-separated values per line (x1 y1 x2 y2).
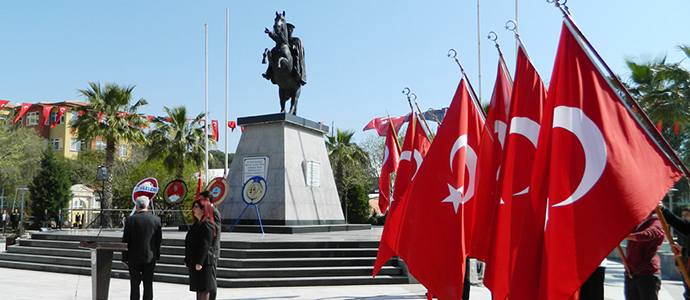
262 11 306 115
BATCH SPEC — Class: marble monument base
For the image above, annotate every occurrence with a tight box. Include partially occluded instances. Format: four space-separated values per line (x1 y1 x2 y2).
218 113 345 226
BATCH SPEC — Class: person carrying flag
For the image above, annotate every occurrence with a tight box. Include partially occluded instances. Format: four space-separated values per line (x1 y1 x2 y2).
658 203 690 299
623 211 665 300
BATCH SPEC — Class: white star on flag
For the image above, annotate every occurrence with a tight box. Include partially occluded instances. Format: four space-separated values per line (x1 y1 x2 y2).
442 183 464 214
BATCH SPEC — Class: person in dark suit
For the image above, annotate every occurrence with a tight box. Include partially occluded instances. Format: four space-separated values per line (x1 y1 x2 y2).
55 209 63 230
185 199 216 300
122 196 162 300
199 191 221 300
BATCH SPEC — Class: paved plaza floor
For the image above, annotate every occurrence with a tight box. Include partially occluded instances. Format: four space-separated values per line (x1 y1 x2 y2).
0 229 686 299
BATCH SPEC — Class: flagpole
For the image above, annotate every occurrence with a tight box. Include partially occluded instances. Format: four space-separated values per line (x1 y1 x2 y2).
476 0 482 103
447 49 487 121
615 246 633 279
205 23 210 186
385 112 402 151
402 88 434 141
225 8 229 177
488 31 514 86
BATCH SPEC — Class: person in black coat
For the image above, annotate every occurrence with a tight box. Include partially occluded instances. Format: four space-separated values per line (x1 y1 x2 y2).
199 191 221 300
659 203 690 300
185 199 216 300
122 196 163 300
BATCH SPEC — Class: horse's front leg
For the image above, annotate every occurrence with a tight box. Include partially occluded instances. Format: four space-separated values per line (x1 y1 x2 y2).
279 88 289 114
289 88 300 115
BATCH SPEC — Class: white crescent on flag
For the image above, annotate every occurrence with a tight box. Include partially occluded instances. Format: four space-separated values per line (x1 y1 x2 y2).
551 106 607 207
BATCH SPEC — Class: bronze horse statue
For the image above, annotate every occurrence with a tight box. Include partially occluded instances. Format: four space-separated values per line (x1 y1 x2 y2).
262 11 306 115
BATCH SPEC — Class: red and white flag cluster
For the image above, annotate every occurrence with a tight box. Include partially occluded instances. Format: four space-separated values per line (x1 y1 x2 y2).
372 16 682 300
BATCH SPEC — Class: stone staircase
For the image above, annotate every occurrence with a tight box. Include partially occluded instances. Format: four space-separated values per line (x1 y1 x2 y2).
0 231 409 288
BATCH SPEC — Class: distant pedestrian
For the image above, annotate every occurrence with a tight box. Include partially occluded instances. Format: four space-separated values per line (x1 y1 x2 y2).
2 209 9 230
120 213 126 228
10 209 20 231
55 209 63 230
122 196 162 300
42 209 51 228
75 213 81 229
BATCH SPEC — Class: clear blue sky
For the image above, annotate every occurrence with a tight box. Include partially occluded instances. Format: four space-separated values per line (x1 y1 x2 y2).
1 1 688 154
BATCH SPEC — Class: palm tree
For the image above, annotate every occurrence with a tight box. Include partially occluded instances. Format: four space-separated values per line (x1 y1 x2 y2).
326 129 370 206
147 106 213 180
72 82 149 211
624 45 690 125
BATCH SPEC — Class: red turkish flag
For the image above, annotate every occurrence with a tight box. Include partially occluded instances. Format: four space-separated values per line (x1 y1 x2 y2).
212 120 219 142
13 103 32 123
363 116 405 136
0 100 9 110
196 169 203 198
41 105 55 127
391 78 484 299
485 43 547 300
228 121 237 131
378 120 401 213
528 21 682 300
50 107 67 128
470 55 513 262
373 112 430 276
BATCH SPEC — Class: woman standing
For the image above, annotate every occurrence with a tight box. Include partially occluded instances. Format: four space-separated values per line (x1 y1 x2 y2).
184 199 216 300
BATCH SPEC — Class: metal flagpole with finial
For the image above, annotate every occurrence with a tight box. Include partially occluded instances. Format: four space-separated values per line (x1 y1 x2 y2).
205 23 210 186
447 49 487 122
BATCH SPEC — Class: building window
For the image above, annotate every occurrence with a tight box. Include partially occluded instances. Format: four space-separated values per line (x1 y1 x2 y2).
51 138 62 150
17 117 23 127
96 141 106 151
49 112 64 126
71 112 78 124
92 201 101 210
118 145 127 157
26 112 39 126
70 138 83 152
72 200 83 209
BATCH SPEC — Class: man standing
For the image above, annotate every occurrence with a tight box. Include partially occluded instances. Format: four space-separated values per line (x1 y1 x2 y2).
122 196 162 300
624 212 665 300
55 209 63 230
42 209 51 228
199 190 221 300
10 208 20 231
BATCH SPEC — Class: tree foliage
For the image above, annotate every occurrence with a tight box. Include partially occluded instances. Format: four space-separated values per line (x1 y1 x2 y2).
71 82 149 210
0 116 46 194
326 128 374 222
622 45 690 213
29 146 72 219
147 106 213 180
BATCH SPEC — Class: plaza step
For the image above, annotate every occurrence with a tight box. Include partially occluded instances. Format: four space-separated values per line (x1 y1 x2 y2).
0 231 408 288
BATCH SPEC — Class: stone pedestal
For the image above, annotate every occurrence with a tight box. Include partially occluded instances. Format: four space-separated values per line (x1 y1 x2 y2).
219 113 345 225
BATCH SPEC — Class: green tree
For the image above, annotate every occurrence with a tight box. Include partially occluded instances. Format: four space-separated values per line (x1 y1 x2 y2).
209 150 233 169
29 146 72 220
71 82 149 211
0 116 46 194
623 45 690 213
326 129 372 221
624 45 690 126
147 106 213 180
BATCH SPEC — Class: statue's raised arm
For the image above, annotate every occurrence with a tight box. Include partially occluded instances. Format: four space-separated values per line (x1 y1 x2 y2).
261 11 306 115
